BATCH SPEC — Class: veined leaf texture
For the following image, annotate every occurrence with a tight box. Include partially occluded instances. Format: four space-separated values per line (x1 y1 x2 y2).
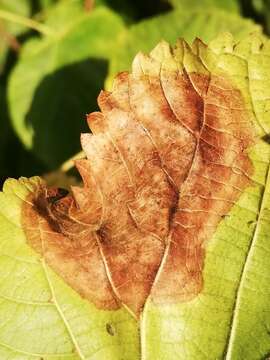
1 33 270 359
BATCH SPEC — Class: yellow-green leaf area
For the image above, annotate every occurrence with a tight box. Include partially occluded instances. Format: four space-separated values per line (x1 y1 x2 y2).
0 178 139 360
2 33 270 360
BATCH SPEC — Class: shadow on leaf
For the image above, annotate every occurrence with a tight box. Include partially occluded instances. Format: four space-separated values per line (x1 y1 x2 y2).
26 58 108 169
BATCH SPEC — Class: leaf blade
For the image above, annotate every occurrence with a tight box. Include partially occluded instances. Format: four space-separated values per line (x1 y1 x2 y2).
2 33 270 360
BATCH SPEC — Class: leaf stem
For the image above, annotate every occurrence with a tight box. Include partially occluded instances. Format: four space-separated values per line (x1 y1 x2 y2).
0 22 21 51
0 9 54 36
84 0 95 12
60 151 85 172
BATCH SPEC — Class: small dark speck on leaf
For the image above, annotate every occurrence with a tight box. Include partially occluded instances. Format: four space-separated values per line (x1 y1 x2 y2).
247 220 255 226
261 134 270 144
106 323 116 336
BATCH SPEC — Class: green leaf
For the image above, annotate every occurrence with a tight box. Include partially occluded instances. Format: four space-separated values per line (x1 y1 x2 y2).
8 3 125 168
252 0 264 14
107 6 261 86
254 0 270 35
0 0 30 73
169 0 240 13
2 32 270 359
0 85 10 183
38 0 58 10
41 0 89 31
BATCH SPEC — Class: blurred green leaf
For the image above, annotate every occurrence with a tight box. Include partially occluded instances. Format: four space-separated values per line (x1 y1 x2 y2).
0 85 10 181
255 0 270 34
0 84 46 186
252 0 264 13
107 6 262 86
0 0 30 73
8 3 125 169
169 0 240 13
38 0 58 9
42 0 89 30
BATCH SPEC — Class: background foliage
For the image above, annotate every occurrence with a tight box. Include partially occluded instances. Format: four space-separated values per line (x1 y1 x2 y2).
0 0 270 186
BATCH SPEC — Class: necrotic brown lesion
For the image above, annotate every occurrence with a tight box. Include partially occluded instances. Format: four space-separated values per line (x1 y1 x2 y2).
21 65 254 316
150 73 254 303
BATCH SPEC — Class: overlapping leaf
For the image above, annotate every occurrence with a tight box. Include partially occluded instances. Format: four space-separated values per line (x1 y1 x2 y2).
169 0 240 13
8 1 125 168
0 0 30 73
107 3 262 86
8 0 261 170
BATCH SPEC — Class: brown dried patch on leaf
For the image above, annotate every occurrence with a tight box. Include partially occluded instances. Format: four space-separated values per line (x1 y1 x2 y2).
22 175 119 310
21 39 254 316
151 73 254 303
129 62 198 188
82 88 177 315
